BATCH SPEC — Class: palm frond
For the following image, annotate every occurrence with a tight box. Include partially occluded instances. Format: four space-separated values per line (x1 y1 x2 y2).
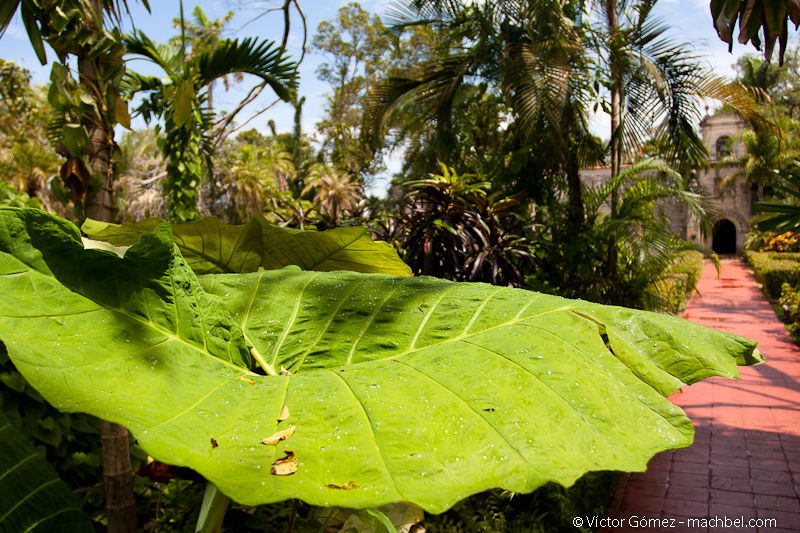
585 157 677 211
196 37 298 101
124 31 181 75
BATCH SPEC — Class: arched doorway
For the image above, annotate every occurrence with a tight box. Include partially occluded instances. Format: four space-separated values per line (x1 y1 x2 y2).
712 219 737 254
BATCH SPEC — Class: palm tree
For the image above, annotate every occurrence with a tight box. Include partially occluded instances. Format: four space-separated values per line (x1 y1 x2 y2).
0 0 152 222
303 167 363 224
123 29 297 222
592 0 761 189
370 1 758 215
171 6 240 111
556 158 718 308
718 122 799 197
224 142 297 220
367 0 600 228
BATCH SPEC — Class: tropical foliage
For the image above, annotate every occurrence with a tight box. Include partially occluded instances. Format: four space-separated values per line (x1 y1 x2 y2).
122 30 298 222
710 0 800 63
0 410 94 532
0 0 782 530
388 164 534 287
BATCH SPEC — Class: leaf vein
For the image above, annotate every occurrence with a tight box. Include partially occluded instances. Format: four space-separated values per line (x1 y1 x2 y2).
0 452 40 483
345 284 403 366
268 271 321 369
0 478 61 523
294 279 364 371
391 358 532 470
459 339 622 455
147 376 238 431
461 287 504 335
328 369 404 501
408 285 456 351
22 507 83 532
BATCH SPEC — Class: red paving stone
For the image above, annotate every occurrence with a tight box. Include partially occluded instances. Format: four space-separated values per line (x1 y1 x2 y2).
602 259 800 532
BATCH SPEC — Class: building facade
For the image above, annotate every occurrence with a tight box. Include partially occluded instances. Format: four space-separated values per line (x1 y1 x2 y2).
581 113 751 254
692 113 751 254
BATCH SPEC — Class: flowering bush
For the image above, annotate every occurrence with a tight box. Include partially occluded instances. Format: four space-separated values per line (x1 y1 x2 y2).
745 231 800 252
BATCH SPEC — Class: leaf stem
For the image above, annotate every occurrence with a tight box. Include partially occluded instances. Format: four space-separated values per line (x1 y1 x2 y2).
250 346 277 376
195 482 229 533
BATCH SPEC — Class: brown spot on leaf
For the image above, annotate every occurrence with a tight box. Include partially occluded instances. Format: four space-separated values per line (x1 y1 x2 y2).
271 450 297 476
273 450 295 464
239 377 256 385
483 408 495 412
280 366 292 376
210 438 218 448
262 426 296 446
271 461 298 475
278 404 290 422
325 481 359 490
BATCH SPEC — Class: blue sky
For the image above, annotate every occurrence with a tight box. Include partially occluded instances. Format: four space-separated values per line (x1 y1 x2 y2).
0 0 770 193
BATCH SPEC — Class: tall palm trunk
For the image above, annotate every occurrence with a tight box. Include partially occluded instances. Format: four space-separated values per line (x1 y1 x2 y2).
79 53 115 221
563 97 585 229
605 0 622 190
605 0 622 284
77 2 136 530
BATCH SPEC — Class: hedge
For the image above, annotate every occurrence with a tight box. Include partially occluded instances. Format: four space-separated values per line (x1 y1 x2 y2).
743 250 800 300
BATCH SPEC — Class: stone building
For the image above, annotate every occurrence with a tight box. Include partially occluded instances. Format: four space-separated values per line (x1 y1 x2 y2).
692 113 751 254
581 113 751 254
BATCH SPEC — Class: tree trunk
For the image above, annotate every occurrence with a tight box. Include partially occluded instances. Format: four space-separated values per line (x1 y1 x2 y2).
100 421 137 533
83 119 115 221
78 51 115 221
563 100 584 230
606 0 621 188
566 147 584 228
605 0 621 286
77 2 136 529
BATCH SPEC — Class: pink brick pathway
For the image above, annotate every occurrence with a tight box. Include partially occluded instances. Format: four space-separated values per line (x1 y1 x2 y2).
603 259 800 532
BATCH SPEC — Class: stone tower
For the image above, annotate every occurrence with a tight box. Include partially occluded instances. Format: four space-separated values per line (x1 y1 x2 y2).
688 113 751 254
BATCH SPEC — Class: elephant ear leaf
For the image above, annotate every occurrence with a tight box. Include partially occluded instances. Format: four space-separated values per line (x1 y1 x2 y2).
1 207 251 370
0 411 93 532
82 215 411 276
1 209 762 514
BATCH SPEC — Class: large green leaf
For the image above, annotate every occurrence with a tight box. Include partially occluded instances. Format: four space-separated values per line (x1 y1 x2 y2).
0 411 93 532
82 215 412 276
0 208 762 514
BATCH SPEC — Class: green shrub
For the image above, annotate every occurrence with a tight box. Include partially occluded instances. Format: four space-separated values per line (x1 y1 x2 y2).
0 182 42 208
422 471 620 533
744 250 800 299
779 283 800 343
